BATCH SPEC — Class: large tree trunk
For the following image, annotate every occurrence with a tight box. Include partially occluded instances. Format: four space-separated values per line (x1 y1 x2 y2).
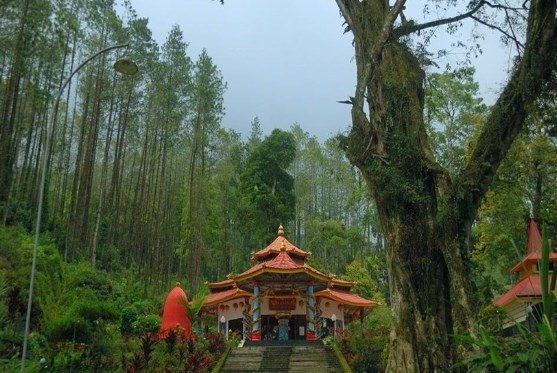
336 0 557 371
343 41 459 371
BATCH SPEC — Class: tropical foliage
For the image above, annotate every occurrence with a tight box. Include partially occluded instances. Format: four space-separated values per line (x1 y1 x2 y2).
1 0 557 371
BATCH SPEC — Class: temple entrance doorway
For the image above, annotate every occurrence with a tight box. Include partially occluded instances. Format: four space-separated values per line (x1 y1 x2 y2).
261 315 279 340
228 318 243 338
289 315 307 340
261 314 307 340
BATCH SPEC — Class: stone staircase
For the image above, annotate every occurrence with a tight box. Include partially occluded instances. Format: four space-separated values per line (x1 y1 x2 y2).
220 343 344 373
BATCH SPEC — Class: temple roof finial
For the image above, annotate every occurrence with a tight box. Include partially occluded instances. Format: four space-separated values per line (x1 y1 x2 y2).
176 282 181 287
280 240 287 251
278 224 284 237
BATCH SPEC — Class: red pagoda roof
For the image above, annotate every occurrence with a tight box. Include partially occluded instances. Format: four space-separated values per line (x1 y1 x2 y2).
331 278 356 288
266 249 304 269
235 249 329 282
510 218 557 273
252 225 310 260
493 274 557 307
207 279 235 290
315 288 378 307
203 287 252 307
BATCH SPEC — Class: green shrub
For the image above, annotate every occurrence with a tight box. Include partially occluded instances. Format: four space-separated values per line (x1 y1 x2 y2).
44 314 93 343
343 306 391 372
344 322 389 372
0 225 28 273
0 325 22 359
120 305 139 335
133 314 161 335
74 298 118 323
453 323 557 372
65 264 112 300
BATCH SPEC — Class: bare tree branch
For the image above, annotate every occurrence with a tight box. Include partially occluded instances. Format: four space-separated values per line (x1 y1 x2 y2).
471 15 525 51
503 7 522 51
392 1 486 39
456 0 557 226
484 0 528 11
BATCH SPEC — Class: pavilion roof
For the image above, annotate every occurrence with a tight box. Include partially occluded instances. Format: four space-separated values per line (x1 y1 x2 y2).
207 279 235 291
492 274 557 307
235 249 329 283
252 225 310 260
203 287 252 307
331 278 356 288
315 288 378 308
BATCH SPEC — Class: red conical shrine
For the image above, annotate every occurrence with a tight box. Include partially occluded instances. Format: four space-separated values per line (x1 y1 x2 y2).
161 283 192 336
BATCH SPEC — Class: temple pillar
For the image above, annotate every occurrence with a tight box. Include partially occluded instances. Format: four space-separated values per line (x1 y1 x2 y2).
307 284 316 340
242 297 251 341
251 283 261 341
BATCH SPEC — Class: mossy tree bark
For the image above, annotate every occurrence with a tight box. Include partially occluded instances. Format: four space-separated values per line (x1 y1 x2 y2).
335 0 557 371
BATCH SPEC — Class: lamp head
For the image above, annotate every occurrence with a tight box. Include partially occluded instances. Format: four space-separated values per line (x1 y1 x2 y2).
113 58 139 76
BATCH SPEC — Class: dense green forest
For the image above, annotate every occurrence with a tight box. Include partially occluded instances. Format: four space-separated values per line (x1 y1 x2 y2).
0 0 381 294
1 0 557 371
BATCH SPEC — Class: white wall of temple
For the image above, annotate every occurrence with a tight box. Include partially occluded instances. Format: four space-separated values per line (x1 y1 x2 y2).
317 299 345 322
216 299 246 324
214 297 348 323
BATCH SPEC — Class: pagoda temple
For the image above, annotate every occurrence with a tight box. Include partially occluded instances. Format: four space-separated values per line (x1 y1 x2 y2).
201 225 378 341
492 218 557 328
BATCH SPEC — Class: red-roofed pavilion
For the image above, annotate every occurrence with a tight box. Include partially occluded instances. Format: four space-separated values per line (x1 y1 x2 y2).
201 225 378 342
492 218 557 328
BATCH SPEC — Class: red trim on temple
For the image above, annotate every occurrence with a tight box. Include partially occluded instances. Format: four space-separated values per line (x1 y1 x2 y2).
203 287 252 307
250 331 261 341
493 274 557 307
207 279 235 289
315 288 379 307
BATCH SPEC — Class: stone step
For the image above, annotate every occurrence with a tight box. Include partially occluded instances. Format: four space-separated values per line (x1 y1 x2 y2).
220 343 343 373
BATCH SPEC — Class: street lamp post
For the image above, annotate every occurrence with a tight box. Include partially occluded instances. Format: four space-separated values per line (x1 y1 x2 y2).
331 313 337 338
20 43 138 372
220 315 226 336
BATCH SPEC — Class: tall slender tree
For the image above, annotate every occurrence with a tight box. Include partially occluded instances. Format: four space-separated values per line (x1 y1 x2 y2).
182 49 226 292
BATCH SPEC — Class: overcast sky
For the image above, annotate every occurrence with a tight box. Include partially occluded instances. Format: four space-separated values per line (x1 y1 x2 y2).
125 0 513 142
